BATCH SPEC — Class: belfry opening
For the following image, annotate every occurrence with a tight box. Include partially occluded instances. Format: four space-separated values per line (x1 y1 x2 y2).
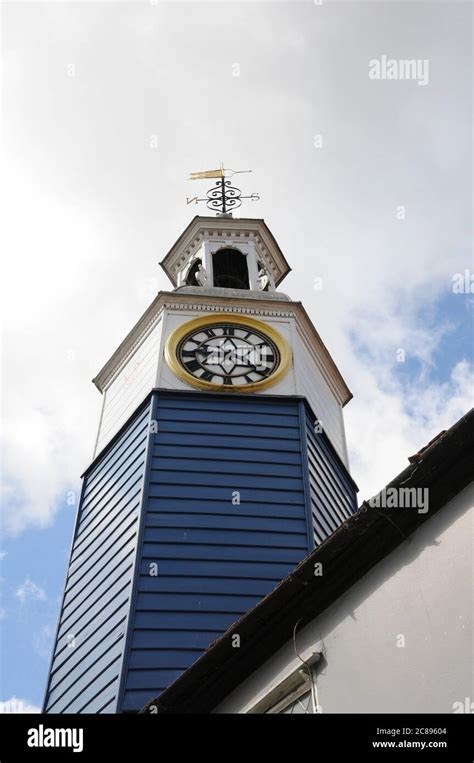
212 247 249 289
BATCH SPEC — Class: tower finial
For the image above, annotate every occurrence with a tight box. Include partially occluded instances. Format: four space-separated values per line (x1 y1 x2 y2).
186 164 260 216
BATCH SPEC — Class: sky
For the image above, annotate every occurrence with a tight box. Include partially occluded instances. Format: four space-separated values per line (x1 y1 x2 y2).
0 0 472 712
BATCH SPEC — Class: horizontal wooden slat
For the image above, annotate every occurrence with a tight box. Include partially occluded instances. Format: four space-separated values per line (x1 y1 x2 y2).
150 457 302 478
66 525 137 594
122 690 164 711
144 512 307 534
65 541 136 614
43 401 151 714
137 575 276 597
149 469 303 491
152 443 302 465
305 412 357 552
147 484 304 504
128 649 201 670
155 432 301 452
62 553 134 619
85 407 149 485
46 640 124 711
146 497 305 517
80 454 145 523
142 526 307 549
135 591 261 614
54 599 129 666
157 397 298 416
47 655 121 713
156 421 300 440
72 498 140 563
131 629 222 650
75 476 142 541
57 580 132 644
141 542 304 564
158 405 299 425
69 512 139 574
50 616 127 690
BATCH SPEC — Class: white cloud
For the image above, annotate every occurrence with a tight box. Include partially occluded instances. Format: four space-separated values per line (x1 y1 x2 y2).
0 1 471 536
346 360 474 503
15 578 46 605
0 696 40 714
0 167 108 536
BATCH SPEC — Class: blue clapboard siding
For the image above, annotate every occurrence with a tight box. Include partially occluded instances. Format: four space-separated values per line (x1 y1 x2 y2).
119 393 311 712
43 401 152 714
304 410 358 546
44 389 358 715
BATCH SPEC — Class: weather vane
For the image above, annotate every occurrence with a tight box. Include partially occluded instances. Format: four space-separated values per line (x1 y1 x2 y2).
186 162 260 216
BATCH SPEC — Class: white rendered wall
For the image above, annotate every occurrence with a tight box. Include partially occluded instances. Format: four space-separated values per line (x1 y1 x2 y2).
291 323 348 464
94 317 163 456
215 484 474 714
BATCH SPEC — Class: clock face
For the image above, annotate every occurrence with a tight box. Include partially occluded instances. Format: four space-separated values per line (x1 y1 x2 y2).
165 315 291 392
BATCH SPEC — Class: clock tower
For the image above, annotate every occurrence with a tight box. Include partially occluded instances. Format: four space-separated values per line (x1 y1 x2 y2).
43 189 358 714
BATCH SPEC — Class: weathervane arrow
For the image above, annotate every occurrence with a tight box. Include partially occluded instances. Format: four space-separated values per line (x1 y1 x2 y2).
186 163 259 216
189 167 225 180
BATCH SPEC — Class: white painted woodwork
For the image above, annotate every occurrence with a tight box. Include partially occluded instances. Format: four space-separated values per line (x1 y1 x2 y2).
93 317 163 457
160 217 289 290
92 292 352 468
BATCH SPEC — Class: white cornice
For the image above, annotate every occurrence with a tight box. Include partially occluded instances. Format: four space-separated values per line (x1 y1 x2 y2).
92 300 165 392
164 301 295 318
92 291 352 405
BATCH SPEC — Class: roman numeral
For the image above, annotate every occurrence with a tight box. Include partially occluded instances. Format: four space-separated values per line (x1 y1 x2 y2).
181 350 196 358
222 326 235 336
200 370 214 381
203 328 216 337
223 376 233 385
184 359 201 372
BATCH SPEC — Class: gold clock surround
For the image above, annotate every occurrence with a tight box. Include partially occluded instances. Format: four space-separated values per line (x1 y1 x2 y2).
164 313 292 393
